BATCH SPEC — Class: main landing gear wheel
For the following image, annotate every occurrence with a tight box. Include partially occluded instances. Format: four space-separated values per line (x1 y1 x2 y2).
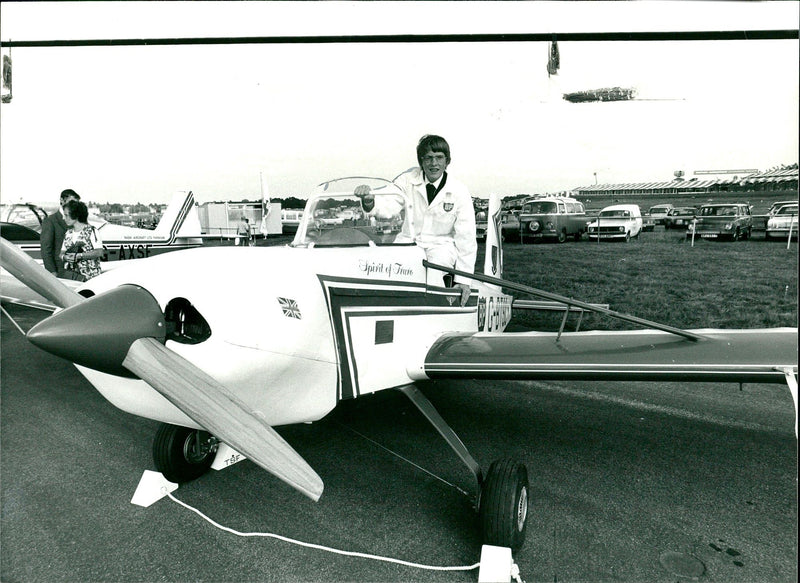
479 459 529 551
153 423 217 483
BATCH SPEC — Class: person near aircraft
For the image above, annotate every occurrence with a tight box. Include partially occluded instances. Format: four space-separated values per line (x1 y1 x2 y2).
40 189 80 277
355 134 477 307
236 216 252 246
60 199 104 281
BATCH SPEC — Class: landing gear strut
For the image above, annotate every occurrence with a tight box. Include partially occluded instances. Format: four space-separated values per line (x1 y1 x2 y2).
397 385 529 551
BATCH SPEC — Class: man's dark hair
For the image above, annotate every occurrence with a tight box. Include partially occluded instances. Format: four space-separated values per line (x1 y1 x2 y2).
60 189 81 204
416 134 451 166
63 199 88 223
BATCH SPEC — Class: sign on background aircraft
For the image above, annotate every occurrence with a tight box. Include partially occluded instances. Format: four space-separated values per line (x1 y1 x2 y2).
0 190 203 262
1 178 796 552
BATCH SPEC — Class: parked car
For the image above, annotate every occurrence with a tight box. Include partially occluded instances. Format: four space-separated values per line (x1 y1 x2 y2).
475 210 521 241
768 200 798 216
585 204 643 242
647 203 674 225
518 196 587 243
663 207 698 230
686 203 752 241
752 200 797 231
500 211 521 241
765 203 798 240
475 210 488 240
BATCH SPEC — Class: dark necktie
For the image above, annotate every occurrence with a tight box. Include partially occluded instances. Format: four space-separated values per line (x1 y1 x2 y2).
426 183 436 204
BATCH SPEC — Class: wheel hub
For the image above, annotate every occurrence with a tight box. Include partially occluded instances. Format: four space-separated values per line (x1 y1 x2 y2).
517 486 528 531
183 431 216 464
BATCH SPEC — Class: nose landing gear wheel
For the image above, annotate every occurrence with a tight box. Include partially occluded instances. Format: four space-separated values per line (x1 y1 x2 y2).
479 459 529 551
153 423 217 483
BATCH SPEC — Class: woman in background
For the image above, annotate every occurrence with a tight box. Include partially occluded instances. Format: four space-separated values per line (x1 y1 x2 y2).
60 199 104 281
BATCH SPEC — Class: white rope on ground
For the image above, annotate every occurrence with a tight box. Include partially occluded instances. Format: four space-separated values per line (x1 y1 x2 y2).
165 490 480 573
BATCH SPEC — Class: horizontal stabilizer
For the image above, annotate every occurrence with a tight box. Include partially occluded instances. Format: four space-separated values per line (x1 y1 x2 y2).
123 337 324 501
422 328 797 384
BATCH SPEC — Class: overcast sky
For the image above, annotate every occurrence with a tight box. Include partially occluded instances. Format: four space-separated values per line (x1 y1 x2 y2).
1 1 797 204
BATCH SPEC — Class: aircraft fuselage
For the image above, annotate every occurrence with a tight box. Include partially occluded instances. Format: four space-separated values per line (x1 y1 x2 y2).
71 244 511 429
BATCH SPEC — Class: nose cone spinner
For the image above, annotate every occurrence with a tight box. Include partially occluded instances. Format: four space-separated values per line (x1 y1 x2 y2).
27 285 166 377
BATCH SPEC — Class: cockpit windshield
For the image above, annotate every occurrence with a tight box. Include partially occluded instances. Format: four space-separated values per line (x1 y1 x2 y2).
0 204 48 233
292 178 414 247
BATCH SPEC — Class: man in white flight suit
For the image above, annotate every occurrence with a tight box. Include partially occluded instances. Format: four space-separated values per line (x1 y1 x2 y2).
356 134 476 307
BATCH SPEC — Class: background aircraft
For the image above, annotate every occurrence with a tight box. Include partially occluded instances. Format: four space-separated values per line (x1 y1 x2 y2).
0 190 203 262
1 178 796 553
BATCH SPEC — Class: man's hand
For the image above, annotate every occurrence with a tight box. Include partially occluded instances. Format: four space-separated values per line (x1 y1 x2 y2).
454 282 471 307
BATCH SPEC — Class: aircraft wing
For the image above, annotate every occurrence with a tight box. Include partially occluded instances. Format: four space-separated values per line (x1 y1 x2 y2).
414 328 798 385
1 269 80 312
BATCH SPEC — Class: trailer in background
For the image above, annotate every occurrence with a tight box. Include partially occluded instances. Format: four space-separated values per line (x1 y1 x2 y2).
198 201 282 239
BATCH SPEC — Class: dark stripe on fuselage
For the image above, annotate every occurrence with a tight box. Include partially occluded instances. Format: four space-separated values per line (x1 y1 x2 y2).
318 275 475 400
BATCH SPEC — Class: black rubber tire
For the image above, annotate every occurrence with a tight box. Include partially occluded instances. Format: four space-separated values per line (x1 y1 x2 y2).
153 424 215 483
557 230 567 243
479 459 529 551
574 230 582 242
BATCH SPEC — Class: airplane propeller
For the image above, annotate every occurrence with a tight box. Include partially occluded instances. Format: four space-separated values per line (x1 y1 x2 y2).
0 238 323 501
1 237 83 309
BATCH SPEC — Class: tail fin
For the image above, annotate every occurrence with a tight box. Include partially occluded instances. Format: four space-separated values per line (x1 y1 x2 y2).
483 192 503 282
154 191 201 238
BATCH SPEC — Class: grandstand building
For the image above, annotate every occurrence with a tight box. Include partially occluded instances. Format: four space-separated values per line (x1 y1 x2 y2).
571 164 798 198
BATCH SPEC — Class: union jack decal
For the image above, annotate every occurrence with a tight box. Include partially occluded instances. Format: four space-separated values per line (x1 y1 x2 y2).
277 297 302 319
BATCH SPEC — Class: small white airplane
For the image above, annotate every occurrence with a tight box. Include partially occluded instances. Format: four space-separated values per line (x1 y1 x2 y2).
0 190 203 262
1 177 796 551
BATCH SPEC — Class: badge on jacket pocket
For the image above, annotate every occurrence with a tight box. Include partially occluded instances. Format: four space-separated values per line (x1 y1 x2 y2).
443 193 454 212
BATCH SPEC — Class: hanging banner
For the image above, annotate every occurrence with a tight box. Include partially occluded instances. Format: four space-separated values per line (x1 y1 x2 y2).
1 46 11 103
547 38 560 77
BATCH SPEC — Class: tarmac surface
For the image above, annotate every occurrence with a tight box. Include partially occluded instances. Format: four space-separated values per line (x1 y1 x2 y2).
1 303 797 582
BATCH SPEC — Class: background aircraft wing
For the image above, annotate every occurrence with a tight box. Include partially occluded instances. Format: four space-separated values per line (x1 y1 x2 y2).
1 270 63 311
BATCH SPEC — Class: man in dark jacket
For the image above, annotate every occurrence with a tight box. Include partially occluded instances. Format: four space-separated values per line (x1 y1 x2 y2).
40 189 80 277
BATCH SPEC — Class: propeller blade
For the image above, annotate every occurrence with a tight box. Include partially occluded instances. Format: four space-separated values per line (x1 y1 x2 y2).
123 337 324 501
0 238 83 309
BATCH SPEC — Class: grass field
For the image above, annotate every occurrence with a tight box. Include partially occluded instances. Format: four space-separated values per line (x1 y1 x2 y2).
496 227 798 332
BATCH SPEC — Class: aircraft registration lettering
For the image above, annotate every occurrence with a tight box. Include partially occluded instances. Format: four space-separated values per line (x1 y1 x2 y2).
220 453 243 467
480 296 512 332
105 244 152 261
358 260 414 278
